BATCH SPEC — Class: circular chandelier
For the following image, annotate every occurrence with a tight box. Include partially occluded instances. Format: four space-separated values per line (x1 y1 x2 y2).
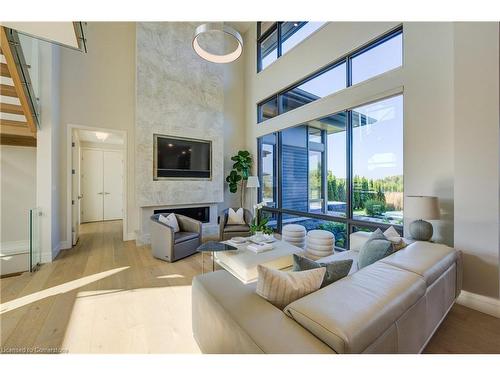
192 23 243 64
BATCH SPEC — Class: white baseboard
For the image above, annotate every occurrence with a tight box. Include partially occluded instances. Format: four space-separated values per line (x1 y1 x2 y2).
59 240 71 250
457 290 500 318
124 232 136 241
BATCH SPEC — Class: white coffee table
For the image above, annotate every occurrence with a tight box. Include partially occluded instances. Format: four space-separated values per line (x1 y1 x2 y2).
214 239 303 284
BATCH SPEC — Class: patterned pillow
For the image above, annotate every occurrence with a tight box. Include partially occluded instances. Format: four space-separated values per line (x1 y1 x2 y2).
256 265 325 310
357 228 394 269
383 226 407 251
292 254 353 288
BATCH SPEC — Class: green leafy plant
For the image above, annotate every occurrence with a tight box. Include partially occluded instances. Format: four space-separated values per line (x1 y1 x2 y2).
226 150 253 207
231 150 252 180
249 203 274 235
225 170 242 194
364 199 387 217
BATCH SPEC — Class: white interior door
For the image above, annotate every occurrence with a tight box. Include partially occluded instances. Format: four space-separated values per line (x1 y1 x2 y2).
81 149 104 222
103 151 123 220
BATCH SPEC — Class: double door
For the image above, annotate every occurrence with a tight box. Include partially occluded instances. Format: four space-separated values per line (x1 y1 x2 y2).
81 149 123 222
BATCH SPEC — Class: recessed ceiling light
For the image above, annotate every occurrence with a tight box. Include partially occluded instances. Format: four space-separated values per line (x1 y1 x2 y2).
294 23 299 27
168 143 174 147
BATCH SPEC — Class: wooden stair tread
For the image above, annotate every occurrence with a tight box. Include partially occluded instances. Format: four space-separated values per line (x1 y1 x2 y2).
0 84 18 97
1 62 10 78
0 124 35 137
0 118 28 127
0 102 24 115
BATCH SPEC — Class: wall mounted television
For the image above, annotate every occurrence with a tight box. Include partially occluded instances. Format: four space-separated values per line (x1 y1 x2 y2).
153 134 212 180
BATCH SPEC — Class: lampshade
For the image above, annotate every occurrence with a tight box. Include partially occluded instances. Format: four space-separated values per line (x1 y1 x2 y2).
405 196 440 220
246 176 260 188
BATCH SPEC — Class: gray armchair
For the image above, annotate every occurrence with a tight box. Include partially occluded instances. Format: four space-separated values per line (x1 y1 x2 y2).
219 208 253 241
150 214 202 262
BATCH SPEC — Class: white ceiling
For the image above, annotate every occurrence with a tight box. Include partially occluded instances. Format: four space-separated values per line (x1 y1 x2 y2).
0 22 79 49
77 129 124 145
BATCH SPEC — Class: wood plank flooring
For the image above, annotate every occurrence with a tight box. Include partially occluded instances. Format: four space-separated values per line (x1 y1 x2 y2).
1 220 499 354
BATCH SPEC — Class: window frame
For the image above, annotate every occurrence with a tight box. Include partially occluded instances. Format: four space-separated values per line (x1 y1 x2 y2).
257 94 403 251
257 25 403 123
257 22 322 73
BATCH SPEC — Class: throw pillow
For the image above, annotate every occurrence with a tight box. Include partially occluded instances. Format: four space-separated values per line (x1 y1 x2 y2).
383 226 407 251
357 228 394 269
292 254 353 288
227 208 245 225
159 213 180 233
256 265 325 310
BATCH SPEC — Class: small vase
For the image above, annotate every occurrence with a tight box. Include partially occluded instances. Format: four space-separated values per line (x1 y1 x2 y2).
253 231 264 241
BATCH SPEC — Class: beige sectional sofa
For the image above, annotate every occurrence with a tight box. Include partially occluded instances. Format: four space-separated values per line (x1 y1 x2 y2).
191 233 462 354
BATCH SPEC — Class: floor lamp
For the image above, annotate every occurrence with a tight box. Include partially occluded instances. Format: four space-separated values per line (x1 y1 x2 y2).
246 176 260 216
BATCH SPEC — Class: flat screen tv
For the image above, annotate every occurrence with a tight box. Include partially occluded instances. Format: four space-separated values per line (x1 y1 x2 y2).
154 134 212 180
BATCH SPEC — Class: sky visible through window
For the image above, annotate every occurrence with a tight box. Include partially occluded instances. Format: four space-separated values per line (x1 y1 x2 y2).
328 95 403 179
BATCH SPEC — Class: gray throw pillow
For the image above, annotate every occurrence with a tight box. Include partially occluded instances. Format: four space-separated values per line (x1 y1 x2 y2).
357 228 394 269
292 254 353 288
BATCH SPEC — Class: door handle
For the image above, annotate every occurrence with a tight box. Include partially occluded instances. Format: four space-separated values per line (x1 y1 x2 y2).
104 192 110 195
98 192 103 195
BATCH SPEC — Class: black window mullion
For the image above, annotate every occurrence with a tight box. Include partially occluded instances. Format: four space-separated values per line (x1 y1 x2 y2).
321 129 328 214
277 131 283 232
346 110 353 250
277 22 283 58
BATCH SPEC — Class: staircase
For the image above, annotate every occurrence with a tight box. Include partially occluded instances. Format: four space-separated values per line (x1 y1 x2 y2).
0 26 37 147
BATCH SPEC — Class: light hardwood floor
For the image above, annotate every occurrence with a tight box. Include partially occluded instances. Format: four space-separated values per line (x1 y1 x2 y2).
1 220 499 354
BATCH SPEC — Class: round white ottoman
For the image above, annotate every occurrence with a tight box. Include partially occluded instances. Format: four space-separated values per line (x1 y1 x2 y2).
306 230 335 258
282 224 306 249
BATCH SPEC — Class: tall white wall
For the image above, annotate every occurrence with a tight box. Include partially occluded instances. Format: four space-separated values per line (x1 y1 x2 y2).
403 23 455 246
0 146 37 245
59 22 137 243
453 22 500 298
37 41 61 262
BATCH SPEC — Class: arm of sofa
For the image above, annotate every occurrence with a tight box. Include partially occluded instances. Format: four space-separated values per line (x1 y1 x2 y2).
192 270 335 354
176 214 202 235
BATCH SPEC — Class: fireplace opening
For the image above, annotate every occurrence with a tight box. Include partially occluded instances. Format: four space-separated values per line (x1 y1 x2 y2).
154 206 210 223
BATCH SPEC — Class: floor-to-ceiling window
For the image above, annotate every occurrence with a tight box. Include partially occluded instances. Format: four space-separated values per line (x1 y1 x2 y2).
257 94 403 250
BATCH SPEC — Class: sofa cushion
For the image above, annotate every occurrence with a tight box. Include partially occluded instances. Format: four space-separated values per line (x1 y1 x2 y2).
174 231 199 244
380 241 457 286
256 265 325 310
284 262 426 354
224 224 250 233
357 229 394 269
292 254 352 288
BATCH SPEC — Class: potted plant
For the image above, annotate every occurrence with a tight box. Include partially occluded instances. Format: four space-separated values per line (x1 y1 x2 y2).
225 150 252 207
249 202 274 239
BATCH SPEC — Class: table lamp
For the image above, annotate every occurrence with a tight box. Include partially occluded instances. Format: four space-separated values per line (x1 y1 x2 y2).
406 196 440 241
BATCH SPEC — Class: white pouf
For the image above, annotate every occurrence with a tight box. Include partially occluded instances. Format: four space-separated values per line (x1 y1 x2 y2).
282 224 306 249
306 230 335 258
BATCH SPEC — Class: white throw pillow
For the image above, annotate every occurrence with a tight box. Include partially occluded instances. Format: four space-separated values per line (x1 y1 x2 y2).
256 265 325 310
227 208 245 225
159 213 180 233
383 226 406 251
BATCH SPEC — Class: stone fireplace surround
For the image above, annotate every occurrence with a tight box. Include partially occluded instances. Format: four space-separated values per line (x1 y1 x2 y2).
135 22 225 246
